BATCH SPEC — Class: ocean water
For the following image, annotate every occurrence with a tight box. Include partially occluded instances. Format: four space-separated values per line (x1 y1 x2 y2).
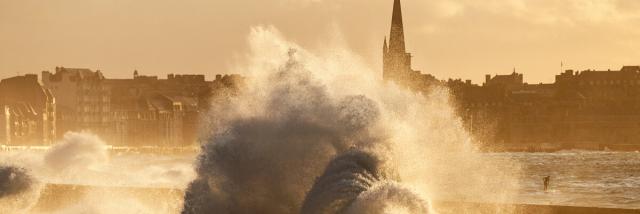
486 151 640 209
1 148 197 189
4 146 640 211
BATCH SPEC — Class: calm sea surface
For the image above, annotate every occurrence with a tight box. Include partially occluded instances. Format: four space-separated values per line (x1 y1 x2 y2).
487 151 640 209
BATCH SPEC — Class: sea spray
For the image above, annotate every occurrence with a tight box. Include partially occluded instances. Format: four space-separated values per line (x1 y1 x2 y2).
184 26 521 213
1 132 195 214
301 150 430 214
183 52 388 213
39 132 192 213
44 132 109 172
345 182 430 214
0 166 42 213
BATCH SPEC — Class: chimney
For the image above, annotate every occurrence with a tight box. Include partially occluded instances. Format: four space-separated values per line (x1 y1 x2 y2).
25 74 38 82
42 71 51 85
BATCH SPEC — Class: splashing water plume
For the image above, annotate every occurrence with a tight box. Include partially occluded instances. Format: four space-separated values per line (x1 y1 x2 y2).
184 26 521 213
1 132 195 214
0 166 42 214
44 132 109 173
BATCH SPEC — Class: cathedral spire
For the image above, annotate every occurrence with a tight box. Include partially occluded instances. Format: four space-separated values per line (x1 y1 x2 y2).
383 37 388 53
383 0 413 82
389 0 405 54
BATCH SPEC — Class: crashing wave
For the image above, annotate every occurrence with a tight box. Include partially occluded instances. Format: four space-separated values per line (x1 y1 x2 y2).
302 150 430 214
0 166 42 213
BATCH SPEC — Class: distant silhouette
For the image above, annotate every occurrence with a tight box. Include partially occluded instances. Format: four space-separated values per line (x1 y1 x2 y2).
543 176 551 191
382 0 439 91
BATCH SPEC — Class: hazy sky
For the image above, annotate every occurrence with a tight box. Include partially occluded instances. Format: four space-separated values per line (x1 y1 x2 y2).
1 0 640 83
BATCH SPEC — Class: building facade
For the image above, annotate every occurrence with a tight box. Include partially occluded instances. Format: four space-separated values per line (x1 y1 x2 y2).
449 66 640 150
0 74 56 145
106 71 214 146
382 0 439 92
381 0 640 150
42 67 111 137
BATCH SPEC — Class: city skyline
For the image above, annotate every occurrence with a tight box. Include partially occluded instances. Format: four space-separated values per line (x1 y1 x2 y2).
3 0 640 149
3 1 640 213
2 0 640 84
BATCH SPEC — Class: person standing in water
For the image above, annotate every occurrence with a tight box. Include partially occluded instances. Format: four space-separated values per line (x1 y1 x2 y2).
543 176 551 191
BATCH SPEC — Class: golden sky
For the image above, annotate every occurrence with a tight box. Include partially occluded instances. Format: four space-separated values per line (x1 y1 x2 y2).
1 0 640 83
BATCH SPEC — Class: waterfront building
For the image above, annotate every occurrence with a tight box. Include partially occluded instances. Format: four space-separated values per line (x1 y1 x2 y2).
484 70 524 91
105 71 211 146
0 74 56 145
40 67 243 146
382 0 439 92
456 66 640 149
380 0 640 150
42 67 111 138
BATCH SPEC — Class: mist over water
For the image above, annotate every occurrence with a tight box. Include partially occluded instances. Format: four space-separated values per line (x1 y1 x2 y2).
44 132 109 174
2 132 195 188
0 166 42 213
183 26 521 214
1 132 195 214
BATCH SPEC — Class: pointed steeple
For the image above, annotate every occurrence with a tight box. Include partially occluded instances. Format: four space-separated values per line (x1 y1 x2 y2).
389 0 405 54
383 37 388 53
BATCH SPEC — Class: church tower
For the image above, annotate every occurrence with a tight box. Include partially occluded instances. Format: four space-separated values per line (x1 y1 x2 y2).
383 0 413 82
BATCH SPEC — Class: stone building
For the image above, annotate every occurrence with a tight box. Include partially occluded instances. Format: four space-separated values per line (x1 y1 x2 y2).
37 68 244 147
382 0 439 92
105 71 223 146
378 0 640 150
42 67 111 137
484 70 524 91
110 93 189 146
0 74 56 145
447 66 640 150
